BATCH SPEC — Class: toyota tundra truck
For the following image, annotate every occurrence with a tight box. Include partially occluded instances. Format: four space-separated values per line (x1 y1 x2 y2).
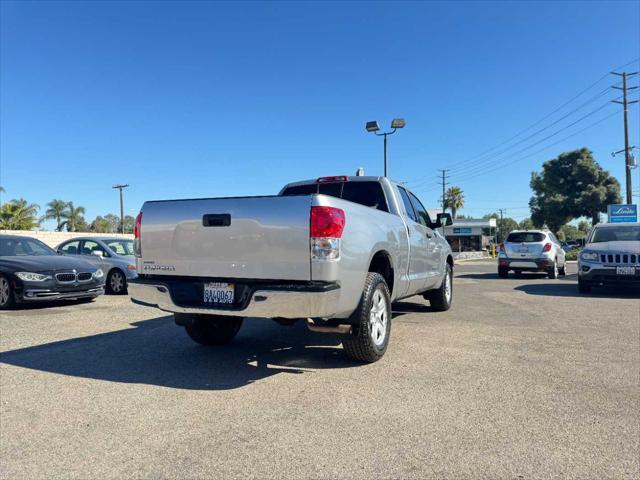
129 175 454 362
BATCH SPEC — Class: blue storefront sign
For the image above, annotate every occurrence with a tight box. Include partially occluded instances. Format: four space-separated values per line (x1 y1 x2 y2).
607 204 638 223
453 227 473 234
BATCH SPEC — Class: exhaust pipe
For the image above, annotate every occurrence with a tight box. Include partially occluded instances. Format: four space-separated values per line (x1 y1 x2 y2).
306 319 352 334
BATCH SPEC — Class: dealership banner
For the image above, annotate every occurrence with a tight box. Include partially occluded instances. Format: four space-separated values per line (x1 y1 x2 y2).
607 204 638 223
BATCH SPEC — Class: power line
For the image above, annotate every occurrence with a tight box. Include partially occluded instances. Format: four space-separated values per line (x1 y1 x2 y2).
453 109 622 183
407 58 640 187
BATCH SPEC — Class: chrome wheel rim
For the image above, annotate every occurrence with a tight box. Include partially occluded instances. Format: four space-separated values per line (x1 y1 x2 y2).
110 272 124 292
553 263 558 277
444 270 452 303
0 277 9 305
369 289 388 347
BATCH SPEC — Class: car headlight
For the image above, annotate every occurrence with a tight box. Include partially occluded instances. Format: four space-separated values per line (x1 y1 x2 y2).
580 251 599 262
15 272 51 282
93 269 104 279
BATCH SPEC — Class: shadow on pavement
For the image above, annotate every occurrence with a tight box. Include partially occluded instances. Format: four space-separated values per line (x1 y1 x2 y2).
392 301 433 316
0 316 361 391
515 283 640 299
457 272 549 280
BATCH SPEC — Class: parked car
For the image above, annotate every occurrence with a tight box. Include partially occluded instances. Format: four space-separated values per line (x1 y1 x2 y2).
498 230 566 278
56 237 137 294
129 175 454 363
0 235 105 309
577 222 640 293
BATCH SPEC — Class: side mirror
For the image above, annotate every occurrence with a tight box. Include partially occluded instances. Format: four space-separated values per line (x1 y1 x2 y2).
433 212 453 228
91 250 104 257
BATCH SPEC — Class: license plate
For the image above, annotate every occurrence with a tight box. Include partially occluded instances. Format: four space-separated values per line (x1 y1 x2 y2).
616 266 636 276
203 282 234 305
518 247 528 253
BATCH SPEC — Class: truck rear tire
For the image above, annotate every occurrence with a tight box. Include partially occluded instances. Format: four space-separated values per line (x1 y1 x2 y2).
424 263 453 311
178 314 243 346
498 267 509 278
341 272 391 363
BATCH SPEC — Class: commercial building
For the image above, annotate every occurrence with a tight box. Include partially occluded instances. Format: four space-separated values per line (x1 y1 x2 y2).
443 218 497 252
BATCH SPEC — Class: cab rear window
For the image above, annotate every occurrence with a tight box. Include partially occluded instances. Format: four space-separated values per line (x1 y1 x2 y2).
281 181 389 212
506 232 545 243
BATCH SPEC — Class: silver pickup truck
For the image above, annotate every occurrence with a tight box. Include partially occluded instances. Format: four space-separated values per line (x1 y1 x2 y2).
129 175 454 362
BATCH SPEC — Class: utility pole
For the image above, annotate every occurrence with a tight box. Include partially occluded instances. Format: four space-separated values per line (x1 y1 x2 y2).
112 184 129 234
498 208 506 243
438 169 450 215
612 71 638 204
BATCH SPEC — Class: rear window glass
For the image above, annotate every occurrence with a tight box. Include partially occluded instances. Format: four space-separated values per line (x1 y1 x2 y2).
506 232 545 243
281 181 388 212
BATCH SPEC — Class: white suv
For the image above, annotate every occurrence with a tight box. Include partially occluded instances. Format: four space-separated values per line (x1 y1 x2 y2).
498 230 566 279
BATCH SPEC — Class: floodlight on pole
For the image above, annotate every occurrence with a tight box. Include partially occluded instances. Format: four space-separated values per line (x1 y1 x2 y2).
365 118 406 177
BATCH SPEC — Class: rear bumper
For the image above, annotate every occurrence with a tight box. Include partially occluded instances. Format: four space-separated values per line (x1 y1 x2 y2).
499 257 554 270
129 277 341 319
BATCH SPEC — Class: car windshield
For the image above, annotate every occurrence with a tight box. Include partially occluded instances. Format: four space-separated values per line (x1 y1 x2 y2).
590 226 640 243
506 232 545 243
0 237 56 256
105 239 134 255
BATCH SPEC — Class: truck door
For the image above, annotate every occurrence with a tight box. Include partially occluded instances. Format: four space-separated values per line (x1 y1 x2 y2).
397 187 431 294
407 191 442 289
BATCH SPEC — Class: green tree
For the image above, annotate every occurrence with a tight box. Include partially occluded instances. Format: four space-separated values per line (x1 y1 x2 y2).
0 198 40 230
558 224 582 241
530 148 621 231
518 218 535 230
59 202 86 232
104 213 120 233
42 199 70 231
443 186 465 219
122 215 135 234
578 220 591 235
90 216 111 233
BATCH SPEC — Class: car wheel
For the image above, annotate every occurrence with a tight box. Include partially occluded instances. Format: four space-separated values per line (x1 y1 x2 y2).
425 263 453 312
559 262 567 276
341 272 391 363
106 269 127 295
498 266 509 278
548 261 559 279
179 314 243 346
0 275 15 310
578 279 592 294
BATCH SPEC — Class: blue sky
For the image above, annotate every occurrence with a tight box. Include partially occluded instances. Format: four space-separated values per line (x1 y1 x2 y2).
1 0 638 229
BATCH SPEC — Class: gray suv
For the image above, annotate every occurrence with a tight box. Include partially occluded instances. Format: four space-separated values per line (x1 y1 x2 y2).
578 222 640 293
57 237 137 294
498 230 566 279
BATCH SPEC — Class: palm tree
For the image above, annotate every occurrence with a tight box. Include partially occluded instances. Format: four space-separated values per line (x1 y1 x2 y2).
0 198 40 230
59 202 86 232
42 199 70 231
444 186 465 220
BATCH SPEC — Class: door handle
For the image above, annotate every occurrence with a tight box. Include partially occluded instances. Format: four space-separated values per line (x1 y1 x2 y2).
426 231 433 239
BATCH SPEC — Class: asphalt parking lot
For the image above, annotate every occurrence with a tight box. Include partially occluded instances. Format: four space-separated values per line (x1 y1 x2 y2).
1 261 638 479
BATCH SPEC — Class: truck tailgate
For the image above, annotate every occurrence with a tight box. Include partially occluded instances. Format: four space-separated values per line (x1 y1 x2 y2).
139 195 312 280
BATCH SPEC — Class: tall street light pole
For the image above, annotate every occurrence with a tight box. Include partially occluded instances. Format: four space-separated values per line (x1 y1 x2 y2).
112 184 129 233
366 118 406 177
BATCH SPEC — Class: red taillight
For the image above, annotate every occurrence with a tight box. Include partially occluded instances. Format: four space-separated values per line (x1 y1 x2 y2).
134 212 142 238
316 176 348 184
310 206 345 238
542 242 552 252
499 243 504 252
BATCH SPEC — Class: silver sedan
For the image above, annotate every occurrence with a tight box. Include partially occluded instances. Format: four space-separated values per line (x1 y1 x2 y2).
56 237 137 294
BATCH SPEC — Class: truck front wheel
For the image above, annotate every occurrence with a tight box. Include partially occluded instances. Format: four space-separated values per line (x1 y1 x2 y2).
341 272 391 363
424 263 453 311
177 314 244 346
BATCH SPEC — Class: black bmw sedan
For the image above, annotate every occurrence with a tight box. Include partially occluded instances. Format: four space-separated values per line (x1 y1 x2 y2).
0 235 105 309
